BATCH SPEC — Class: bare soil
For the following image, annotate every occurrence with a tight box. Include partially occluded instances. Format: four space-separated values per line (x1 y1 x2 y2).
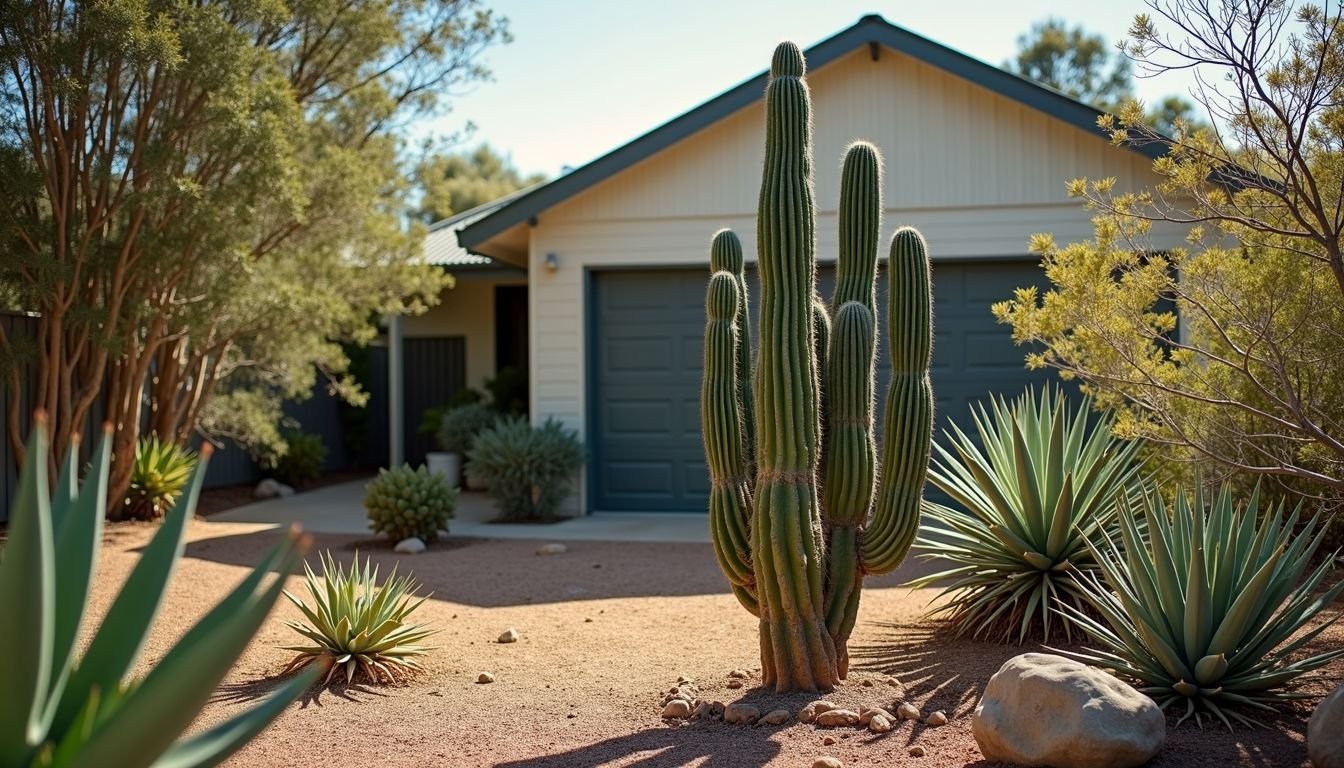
83 519 1343 768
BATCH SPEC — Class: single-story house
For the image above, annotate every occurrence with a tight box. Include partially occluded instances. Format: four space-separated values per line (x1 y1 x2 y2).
398 13 1184 515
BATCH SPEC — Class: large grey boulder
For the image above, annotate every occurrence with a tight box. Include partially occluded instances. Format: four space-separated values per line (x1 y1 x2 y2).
1311 683 1344 768
972 653 1164 768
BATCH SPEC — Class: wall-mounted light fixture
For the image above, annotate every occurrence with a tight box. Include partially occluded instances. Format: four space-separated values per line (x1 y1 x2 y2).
544 252 560 271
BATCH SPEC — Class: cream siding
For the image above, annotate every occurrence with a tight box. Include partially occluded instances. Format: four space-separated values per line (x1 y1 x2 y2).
404 272 525 391
523 44 1185 515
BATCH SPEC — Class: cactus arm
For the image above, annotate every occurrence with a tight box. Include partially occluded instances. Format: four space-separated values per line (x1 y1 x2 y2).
710 229 755 475
702 271 756 607
812 297 831 482
863 227 935 574
833 142 883 315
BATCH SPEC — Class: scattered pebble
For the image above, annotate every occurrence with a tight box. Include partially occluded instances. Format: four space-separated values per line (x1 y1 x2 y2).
677 675 692 684
909 745 926 757
497 628 519 644
724 703 761 725
815 709 860 728
799 700 837 724
727 679 744 689
861 678 874 687
711 701 726 717
476 672 494 684
925 710 948 726
662 700 692 719
868 713 894 734
692 700 716 719
822 736 837 746
567 712 577 719
758 709 792 726
897 702 921 721
728 669 750 679
812 758 843 768
858 707 889 726
536 542 568 555
393 536 426 554
584 617 593 623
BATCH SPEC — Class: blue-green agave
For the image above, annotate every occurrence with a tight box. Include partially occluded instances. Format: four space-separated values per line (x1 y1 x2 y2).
1063 483 1344 728
0 419 320 768
910 387 1145 642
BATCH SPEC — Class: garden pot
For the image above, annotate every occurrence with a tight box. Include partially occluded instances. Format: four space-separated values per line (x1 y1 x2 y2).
426 451 461 488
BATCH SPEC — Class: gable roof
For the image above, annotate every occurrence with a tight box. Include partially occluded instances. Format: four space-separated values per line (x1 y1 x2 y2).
458 13 1162 252
423 186 535 269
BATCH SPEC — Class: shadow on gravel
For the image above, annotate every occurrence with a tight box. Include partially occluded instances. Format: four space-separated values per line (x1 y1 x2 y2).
493 721 784 768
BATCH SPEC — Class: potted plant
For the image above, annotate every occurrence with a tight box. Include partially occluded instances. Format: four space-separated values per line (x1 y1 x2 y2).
435 402 498 488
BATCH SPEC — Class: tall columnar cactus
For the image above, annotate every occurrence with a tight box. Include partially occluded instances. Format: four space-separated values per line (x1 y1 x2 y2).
702 42 934 692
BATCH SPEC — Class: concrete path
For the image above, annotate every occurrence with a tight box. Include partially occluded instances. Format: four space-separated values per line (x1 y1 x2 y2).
208 479 711 543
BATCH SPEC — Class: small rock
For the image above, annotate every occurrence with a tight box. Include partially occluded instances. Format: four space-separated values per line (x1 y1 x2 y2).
887 677 907 697
925 710 948 726
584 617 593 623
909 745 926 757
897 702 921 721
973 653 1165 768
799 700 837 724
692 700 715 719
662 700 692 719
711 701 726 717
728 669 750 679
815 709 860 728
476 672 494 684
253 478 295 499
868 713 894 734
812 758 842 768
497 628 519 643
724 703 760 725
861 678 874 687
859 707 890 726
394 537 426 554
726 679 744 689
758 709 792 726
1310 682 1344 768
677 675 692 684
567 711 577 718
822 736 837 746
536 542 568 555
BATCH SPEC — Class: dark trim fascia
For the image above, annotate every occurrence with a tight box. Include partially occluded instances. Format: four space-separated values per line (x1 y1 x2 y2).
459 14 1162 251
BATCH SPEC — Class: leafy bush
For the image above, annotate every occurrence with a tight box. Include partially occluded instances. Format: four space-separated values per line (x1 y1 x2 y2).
910 387 1145 642
123 436 197 521
435 402 499 454
0 422 318 766
1064 483 1344 728
417 389 487 443
363 464 458 541
280 551 437 685
467 417 583 521
485 365 528 415
268 430 327 487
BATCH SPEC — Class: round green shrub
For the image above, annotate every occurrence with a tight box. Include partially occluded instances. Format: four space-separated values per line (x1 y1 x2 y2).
467 417 584 521
436 402 499 453
364 464 458 542
266 429 327 487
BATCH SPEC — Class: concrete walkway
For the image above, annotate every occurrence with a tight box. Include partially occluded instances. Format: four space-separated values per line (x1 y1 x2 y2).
208 479 711 543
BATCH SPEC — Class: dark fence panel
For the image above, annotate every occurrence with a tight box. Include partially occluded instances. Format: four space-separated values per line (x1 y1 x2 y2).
0 312 39 523
403 337 466 468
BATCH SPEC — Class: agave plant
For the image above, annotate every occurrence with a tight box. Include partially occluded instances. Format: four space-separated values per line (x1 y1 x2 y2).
0 418 320 768
1064 483 1344 728
124 435 197 521
281 551 437 685
909 387 1145 642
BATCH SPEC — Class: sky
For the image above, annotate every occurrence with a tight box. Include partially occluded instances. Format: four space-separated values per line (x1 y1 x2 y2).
420 0 1200 178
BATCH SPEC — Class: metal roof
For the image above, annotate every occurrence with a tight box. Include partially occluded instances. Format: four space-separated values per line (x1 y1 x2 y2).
457 14 1165 253
423 186 536 268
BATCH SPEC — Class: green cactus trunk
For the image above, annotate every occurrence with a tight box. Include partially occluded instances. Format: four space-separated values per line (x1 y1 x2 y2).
701 42 934 692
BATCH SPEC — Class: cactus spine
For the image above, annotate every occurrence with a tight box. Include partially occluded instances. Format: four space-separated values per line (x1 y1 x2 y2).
702 42 934 692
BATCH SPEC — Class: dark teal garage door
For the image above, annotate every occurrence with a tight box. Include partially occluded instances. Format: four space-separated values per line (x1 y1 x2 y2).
589 261 1053 513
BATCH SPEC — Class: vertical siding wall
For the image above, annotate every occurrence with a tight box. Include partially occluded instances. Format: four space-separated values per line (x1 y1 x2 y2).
524 46 1185 514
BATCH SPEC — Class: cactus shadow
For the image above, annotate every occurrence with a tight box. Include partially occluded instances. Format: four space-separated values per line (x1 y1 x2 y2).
492 721 783 768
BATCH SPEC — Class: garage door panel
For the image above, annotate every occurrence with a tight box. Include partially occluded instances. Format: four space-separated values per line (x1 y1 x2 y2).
591 262 1054 513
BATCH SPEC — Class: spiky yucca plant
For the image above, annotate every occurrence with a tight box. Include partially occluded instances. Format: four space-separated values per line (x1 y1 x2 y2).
1064 483 1344 728
123 436 196 521
281 551 437 685
910 387 1145 642
0 418 319 768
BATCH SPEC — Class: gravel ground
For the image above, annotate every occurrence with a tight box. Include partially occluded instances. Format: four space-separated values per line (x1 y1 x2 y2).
81 519 1343 768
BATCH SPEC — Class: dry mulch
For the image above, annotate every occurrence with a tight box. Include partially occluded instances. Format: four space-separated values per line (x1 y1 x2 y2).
81 519 1343 768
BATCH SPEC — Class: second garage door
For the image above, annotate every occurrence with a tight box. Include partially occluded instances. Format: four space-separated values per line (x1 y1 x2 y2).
589 261 1053 513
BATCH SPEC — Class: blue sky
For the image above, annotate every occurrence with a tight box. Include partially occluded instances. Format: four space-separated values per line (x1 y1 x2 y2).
421 1 1198 177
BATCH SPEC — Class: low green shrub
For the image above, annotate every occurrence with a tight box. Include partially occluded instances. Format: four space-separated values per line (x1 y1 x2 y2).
280 551 437 685
363 464 458 541
436 402 499 454
1064 482 1344 728
0 422 318 766
485 366 528 415
268 430 327 487
467 417 583 521
909 386 1145 642
124 436 197 521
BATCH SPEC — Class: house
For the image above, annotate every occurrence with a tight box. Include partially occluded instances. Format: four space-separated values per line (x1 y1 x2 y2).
401 14 1184 515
